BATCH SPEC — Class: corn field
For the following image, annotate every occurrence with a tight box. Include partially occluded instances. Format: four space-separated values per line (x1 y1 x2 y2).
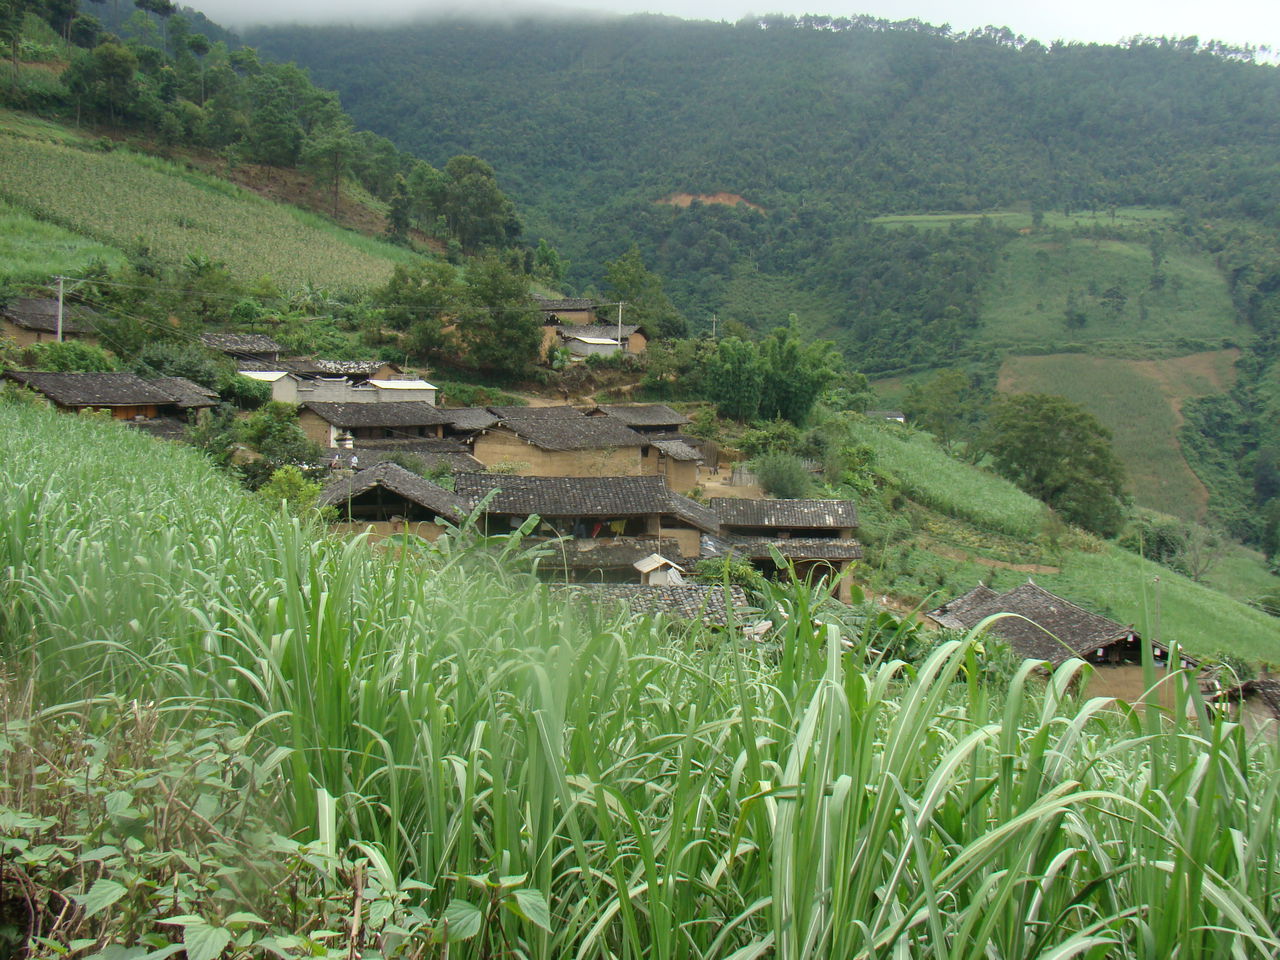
1 402 1278 959
0 135 412 289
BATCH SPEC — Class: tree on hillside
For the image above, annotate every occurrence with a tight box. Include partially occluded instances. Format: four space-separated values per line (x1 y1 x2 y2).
903 368 984 454
301 117 357 217
440 156 520 251
758 319 842 425
456 255 540 378
603 246 687 340
984 393 1128 537
707 336 763 421
377 260 463 360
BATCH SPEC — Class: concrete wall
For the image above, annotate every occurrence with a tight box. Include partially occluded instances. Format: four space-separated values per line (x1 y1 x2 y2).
472 429 641 477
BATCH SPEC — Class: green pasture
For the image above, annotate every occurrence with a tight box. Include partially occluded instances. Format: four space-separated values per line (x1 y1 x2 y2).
979 233 1238 347
0 132 419 290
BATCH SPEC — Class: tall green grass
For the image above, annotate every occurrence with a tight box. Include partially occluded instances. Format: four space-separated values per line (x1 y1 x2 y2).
0 198 128 282
845 418 1046 538
3 403 1279 957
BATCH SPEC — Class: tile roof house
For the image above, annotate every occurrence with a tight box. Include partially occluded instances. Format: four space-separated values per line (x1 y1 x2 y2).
238 357 431 405
319 462 469 541
5 371 213 419
440 407 501 435
455 472 718 558
1 297 103 346
591 404 690 432
322 438 483 474
556 324 648 356
926 581 1199 668
709 497 862 601
534 296 598 325
536 536 686 583
470 409 648 477
564 583 750 627
200 333 283 363
299 400 451 447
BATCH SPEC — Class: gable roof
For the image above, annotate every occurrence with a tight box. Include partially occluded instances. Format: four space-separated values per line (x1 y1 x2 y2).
650 439 703 461
318 462 469 522
151 377 219 409
712 498 859 529
6 371 178 407
200 332 282 355
322 438 483 473
535 297 595 312
494 416 647 452
927 581 1136 664
928 584 1001 629
565 584 749 626
441 407 500 431
595 403 690 428
2 297 101 335
488 404 581 420
540 537 688 568
708 535 863 562
302 401 451 428
559 325 639 342
453 473 720 532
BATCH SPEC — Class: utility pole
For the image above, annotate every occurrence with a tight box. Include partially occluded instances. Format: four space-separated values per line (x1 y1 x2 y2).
616 301 625 348
56 276 65 342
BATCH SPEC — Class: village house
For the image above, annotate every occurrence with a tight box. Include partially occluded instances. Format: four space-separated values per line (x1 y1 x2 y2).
928 581 1202 701
439 407 500 440
5 371 217 420
1 297 104 347
708 498 862 602
322 437 483 474
453 473 719 559
536 536 687 584
470 408 648 477
564 583 750 627
239 358 433 405
534 296 598 326
589 404 690 434
200 333 283 365
318 462 469 541
298 400 451 447
556 324 648 357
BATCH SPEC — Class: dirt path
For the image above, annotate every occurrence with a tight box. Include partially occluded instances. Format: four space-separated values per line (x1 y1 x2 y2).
931 544 1060 575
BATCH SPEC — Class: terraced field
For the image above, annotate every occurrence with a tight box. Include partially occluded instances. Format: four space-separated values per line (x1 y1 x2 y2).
0 125 417 290
998 351 1238 520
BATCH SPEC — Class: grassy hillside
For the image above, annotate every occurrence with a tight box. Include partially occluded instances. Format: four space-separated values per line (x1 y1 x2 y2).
0 198 128 281
998 351 1239 519
0 110 418 291
847 419 1280 663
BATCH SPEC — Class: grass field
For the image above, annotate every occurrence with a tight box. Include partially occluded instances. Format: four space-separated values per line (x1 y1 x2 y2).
0 123 418 290
979 233 1239 347
0 198 128 282
998 351 1238 519
4 400 1280 958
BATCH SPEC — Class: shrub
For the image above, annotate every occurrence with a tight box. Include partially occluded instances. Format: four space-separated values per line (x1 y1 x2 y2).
752 450 813 498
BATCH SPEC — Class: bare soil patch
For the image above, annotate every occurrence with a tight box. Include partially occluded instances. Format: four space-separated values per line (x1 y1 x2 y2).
658 192 764 212
931 544 1060 575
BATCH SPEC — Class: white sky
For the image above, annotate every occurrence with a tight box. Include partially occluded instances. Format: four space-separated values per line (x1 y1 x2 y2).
192 0 1279 50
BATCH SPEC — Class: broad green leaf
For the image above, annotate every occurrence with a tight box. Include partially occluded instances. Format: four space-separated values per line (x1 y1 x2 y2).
224 912 267 926
182 923 232 960
436 900 483 942
509 889 552 932
78 879 127 918
157 916 205 927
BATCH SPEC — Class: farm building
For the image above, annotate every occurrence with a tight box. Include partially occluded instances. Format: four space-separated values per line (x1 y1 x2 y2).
439 407 501 438
928 580 1200 670
470 410 648 477
298 401 451 447
1 297 104 346
239 358 431 405
536 537 686 584
319 462 469 541
5 371 216 420
534 296 598 326
200 333 283 364
454 473 719 559
322 438 482 474
590 404 689 433
708 498 862 602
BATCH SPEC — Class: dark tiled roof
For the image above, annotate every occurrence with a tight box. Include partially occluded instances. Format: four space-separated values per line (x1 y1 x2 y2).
565 584 749 626
495 416 647 452
441 407 500 431
535 297 595 312
322 439 482 472
559 325 639 341
928 581 1136 664
454 473 720 532
200 332 282 354
651 439 703 462
318 462 468 522
712 498 859 529
488 404 580 420
595 403 690 428
302 401 450 428
313 359 394 376
2 297 100 334
710 536 863 561
538 536 687 568
150 377 219 409
6 371 177 407
235 357 394 377
928 584 1001 629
